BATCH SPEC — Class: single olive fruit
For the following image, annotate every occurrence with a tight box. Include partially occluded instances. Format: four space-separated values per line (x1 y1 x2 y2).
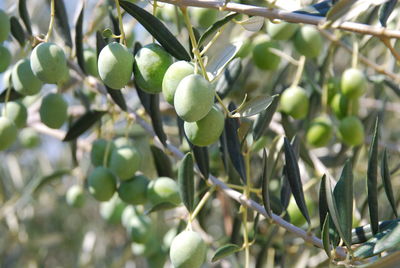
90 139 114 167
326 77 340 105
87 166 117 201
39 93 68 129
0 9 10 43
66 185 85 208
109 146 141 180
121 206 139 228
0 45 11 73
126 214 152 243
174 74 215 122
293 25 323 58
338 116 364 147
0 116 17 150
189 7 218 28
113 136 133 148
279 86 309 119
306 116 333 148
12 59 43 96
98 42 133 89
83 48 99 78
267 21 298 41
99 194 126 224
131 236 159 257
287 197 315 226
19 128 40 148
330 93 359 119
30 42 68 84
147 177 181 206
118 174 150 205
133 43 173 94
252 39 280 70
341 68 366 99
169 231 207 268
184 106 225 147
2 101 27 129
162 61 194 105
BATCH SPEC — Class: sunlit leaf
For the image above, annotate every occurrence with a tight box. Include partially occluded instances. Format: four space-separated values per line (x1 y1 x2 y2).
178 153 195 212
367 118 379 235
212 244 242 262
381 148 398 218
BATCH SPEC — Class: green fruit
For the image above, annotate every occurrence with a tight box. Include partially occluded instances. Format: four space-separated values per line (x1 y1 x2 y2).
121 206 140 227
19 128 40 148
162 61 194 105
279 86 309 119
113 136 133 148
189 7 218 28
126 214 152 243
133 43 173 94
99 194 126 224
2 101 27 128
83 48 99 77
109 146 141 180
326 77 340 105
66 185 85 208
169 231 207 268
131 237 159 257
118 174 150 205
30 42 68 84
0 9 10 43
87 166 117 201
267 21 298 41
306 116 333 147
12 59 43 96
235 38 253 59
338 116 364 146
174 74 215 122
90 139 114 166
98 42 133 89
184 106 224 147
39 93 68 129
147 177 181 206
0 116 17 150
341 68 366 99
252 38 280 70
293 25 323 58
330 93 359 119
0 45 11 73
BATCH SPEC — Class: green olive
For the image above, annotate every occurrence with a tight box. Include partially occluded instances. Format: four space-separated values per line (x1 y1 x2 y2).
306 116 333 148
0 9 10 43
169 231 207 268
108 146 141 180
2 101 27 128
338 116 364 147
126 214 152 243
99 194 126 224
98 42 133 89
90 139 114 166
87 166 117 201
118 174 150 205
279 86 309 119
12 59 43 96
0 116 17 150
267 21 298 41
162 61 194 105
341 68 366 99
39 93 68 129
133 43 173 94
0 45 11 73
252 37 281 70
83 48 99 78
293 25 323 58
66 185 85 208
147 177 181 206
330 93 359 119
19 128 40 148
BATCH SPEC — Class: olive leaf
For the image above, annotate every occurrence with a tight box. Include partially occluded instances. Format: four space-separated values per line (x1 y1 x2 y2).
352 219 400 244
381 148 398 218
10 17 26 47
322 213 331 258
252 95 280 141
212 244 242 262
74 2 85 74
63 110 107 141
237 16 264 32
150 145 174 178
379 0 397 27
178 153 195 213
231 95 278 118
149 94 167 146
215 58 242 100
18 0 32 35
261 149 272 219
53 0 72 48
191 146 209 180
198 12 238 46
145 202 178 214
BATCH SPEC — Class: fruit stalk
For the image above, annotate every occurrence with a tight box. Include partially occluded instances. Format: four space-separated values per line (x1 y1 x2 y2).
45 0 55 42
189 185 216 223
114 0 126 45
291 56 305 88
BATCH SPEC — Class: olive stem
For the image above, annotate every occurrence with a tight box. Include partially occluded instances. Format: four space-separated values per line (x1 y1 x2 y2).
114 0 127 45
44 0 55 42
200 26 226 56
242 150 252 268
225 183 261 193
189 185 216 223
291 56 305 88
352 40 358 69
269 48 299 66
214 93 231 117
380 37 400 64
102 140 113 167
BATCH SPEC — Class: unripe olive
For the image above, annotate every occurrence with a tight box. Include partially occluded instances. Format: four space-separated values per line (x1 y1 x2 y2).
326 77 340 105
147 177 181 206
2 101 27 128
174 74 215 122
12 59 43 96
306 116 333 148
90 139 114 167
98 42 133 89
162 61 194 105
338 116 364 146
87 166 117 201
113 136 133 148
66 185 85 208
293 25 323 58
83 48 99 77
330 93 359 119
252 37 280 70
189 7 218 28
0 116 17 150
19 128 40 148
118 174 150 205
169 231 207 268
108 146 141 180
99 194 126 224
184 106 224 147
0 45 11 73
30 42 69 84
39 93 68 129
0 9 10 43
133 43 173 94
279 86 309 119
121 206 138 227
126 213 152 243
341 68 366 99
267 21 298 41
131 236 159 257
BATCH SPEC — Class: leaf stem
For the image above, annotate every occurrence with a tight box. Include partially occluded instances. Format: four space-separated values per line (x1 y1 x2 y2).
45 0 55 42
291 56 305 88
115 0 126 45
189 185 216 223
352 40 358 69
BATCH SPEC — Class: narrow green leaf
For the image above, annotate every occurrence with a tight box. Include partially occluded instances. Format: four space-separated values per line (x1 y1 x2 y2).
364 251 400 268
367 117 379 235
178 153 195 213
149 94 167 146
215 58 242 100
75 2 85 74
135 81 152 115
18 0 32 35
211 244 242 262
333 160 353 246
375 223 400 253
283 137 310 224
207 41 242 78
10 17 26 47
63 110 107 141
379 0 397 27
238 16 264 32
352 219 400 244
319 174 329 232
232 95 278 118
54 0 72 48
280 173 291 211
0 88 23 103
106 87 128 111
293 0 334 17
266 135 283 183
120 1 190 61
34 169 71 193
261 149 272 219
150 145 174 178
252 95 280 141
145 202 178 214
108 9 121 43
198 12 238 46
191 146 209 179
381 148 398 217
322 213 331 258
